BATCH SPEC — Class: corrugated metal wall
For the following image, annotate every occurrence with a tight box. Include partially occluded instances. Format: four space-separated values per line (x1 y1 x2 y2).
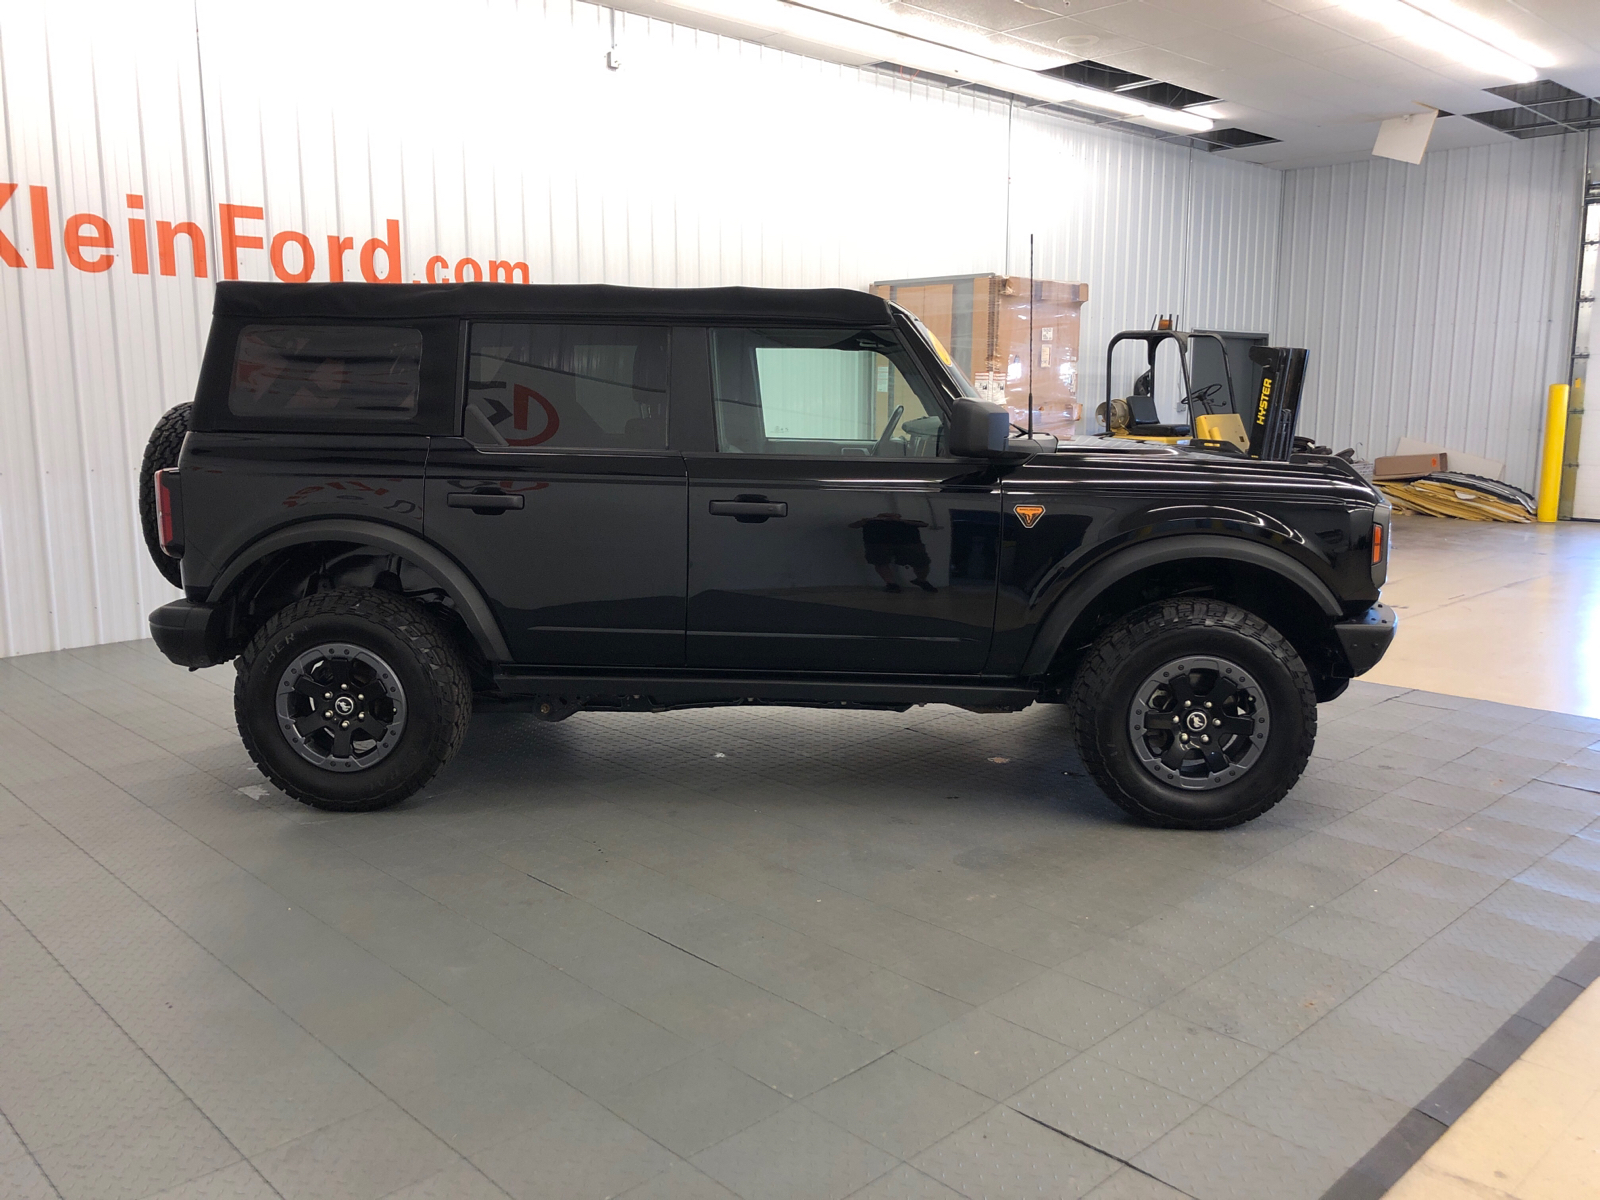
0 0 1280 658
0 0 214 660
1010 120 1281 411
1276 136 1586 490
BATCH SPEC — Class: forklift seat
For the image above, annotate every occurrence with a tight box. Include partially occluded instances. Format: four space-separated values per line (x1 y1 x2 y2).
1126 393 1189 437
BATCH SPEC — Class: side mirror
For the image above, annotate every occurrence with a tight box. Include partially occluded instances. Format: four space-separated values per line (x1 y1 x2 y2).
946 398 1011 458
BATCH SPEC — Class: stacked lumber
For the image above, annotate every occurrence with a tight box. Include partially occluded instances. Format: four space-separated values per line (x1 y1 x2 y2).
1377 472 1536 522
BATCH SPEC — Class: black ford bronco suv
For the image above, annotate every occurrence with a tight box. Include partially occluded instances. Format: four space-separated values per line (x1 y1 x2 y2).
142 282 1394 829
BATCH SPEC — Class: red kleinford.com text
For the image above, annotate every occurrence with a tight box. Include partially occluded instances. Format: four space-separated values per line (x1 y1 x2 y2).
0 185 529 285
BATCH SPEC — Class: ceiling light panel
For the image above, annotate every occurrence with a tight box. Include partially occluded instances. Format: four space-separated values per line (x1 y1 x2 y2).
811 0 1061 69
1400 0 1554 68
1335 0 1539 82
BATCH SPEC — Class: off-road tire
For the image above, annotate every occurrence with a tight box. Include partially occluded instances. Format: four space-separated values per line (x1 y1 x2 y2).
138 403 192 587
1069 599 1317 829
235 588 472 811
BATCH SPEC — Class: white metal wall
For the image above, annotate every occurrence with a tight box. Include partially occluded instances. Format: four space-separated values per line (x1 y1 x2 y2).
0 0 1281 658
0 0 214 660
1010 120 1282 413
1276 136 1586 491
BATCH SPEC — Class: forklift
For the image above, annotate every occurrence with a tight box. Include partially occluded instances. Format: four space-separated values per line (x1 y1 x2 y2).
1097 317 1309 461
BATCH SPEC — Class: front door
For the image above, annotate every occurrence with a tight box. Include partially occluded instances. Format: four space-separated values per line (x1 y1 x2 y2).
425 321 686 667
687 325 1001 674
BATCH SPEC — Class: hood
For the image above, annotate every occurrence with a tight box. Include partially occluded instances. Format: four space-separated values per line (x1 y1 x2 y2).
1026 438 1382 506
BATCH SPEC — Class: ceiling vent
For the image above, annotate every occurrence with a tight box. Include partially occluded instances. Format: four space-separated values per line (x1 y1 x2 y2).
1039 60 1278 153
1466 80 1600 139
1197 127 1280 150
1484 79 1585 106
1041 60 1218 112
867 62 1278 153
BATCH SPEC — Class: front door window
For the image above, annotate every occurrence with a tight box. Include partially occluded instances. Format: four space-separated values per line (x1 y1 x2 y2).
710 328 945 457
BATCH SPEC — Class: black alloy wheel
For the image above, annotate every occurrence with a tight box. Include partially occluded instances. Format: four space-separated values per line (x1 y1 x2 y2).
1070 599 1316 829
1127 655 1270 790
235 588 471 811
275 643 408 772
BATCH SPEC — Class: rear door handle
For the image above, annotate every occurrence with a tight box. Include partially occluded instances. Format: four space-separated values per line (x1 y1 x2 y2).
709 499 787 521
447 490 525 513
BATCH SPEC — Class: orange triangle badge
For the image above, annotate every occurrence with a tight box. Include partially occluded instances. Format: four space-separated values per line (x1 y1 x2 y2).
1014 504 1045 529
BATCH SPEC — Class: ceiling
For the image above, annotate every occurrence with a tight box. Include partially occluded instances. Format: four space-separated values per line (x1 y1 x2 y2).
630 1 1600 168
883 0 1600 167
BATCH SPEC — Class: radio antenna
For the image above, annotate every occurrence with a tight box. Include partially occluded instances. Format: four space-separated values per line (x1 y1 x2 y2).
1027 233 1035 441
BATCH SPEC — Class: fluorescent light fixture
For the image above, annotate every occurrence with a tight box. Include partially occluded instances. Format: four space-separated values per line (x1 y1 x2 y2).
796 0 1062 71
1336 0 1544 82
1402 0 1554 68
634 0 1214 133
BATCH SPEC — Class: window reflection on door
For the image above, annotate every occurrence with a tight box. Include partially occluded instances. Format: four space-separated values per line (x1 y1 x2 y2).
710 328 945 457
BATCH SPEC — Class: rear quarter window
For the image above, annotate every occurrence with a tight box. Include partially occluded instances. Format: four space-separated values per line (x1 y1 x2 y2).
229 325 423 421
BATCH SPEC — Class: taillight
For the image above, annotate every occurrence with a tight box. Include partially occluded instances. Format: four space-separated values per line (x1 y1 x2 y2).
155 468 183 557
1371 523 1383 565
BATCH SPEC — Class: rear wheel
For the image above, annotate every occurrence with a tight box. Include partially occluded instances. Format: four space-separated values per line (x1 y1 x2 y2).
138 403 191 587
235 588 471 811
1069 599 1316 829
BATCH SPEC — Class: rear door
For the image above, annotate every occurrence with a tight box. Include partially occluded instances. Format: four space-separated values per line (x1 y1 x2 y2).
686 325 1002 674
423 322 689 668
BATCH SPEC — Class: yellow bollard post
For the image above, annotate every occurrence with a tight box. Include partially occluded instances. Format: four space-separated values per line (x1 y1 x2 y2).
1537 384 1569 523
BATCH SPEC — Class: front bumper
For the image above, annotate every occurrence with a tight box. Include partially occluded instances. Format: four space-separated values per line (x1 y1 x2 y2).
1334 602 1397 676
149 599 230 668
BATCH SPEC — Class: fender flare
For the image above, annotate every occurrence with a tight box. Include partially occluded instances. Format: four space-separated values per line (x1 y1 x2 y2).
1019 533 1342 676
206 518 512 662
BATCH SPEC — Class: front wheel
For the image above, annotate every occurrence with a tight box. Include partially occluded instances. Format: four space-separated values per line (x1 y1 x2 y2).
1069 600 1316 829
235 588 471 811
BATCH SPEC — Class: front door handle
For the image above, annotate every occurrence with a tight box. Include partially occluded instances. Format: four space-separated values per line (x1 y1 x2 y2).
709 498 787 522
447 489 525 514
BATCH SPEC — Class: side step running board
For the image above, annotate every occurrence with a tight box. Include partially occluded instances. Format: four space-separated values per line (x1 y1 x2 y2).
486 669 1039 712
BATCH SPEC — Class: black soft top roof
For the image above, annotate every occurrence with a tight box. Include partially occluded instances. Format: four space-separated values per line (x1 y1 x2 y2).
212 281 893 325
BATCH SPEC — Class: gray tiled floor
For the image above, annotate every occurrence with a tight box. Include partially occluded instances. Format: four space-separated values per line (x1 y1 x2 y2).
2 644 1600 1200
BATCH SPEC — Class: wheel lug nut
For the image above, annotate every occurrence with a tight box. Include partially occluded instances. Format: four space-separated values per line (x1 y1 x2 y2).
341 721 350 728
324 692 332 699
358 712 366 719
324 710 332 718
1201 735 1209 743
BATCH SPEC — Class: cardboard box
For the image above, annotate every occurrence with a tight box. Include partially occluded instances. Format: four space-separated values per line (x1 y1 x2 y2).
1373 452 1448 480
873 274 1088 438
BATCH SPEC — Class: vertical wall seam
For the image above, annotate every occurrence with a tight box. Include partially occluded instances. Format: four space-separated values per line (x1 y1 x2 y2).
192 0 220 280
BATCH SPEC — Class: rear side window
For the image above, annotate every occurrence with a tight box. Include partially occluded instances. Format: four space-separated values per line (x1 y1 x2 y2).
229 325 422 421
465 324 669 451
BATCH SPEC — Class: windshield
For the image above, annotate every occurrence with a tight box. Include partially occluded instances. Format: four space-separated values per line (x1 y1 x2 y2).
899 308 979 400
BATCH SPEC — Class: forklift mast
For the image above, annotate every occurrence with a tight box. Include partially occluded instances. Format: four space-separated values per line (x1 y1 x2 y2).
1246 346 1309 460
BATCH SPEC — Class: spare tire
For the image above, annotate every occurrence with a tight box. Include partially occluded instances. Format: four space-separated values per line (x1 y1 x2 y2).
138 403 191 587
